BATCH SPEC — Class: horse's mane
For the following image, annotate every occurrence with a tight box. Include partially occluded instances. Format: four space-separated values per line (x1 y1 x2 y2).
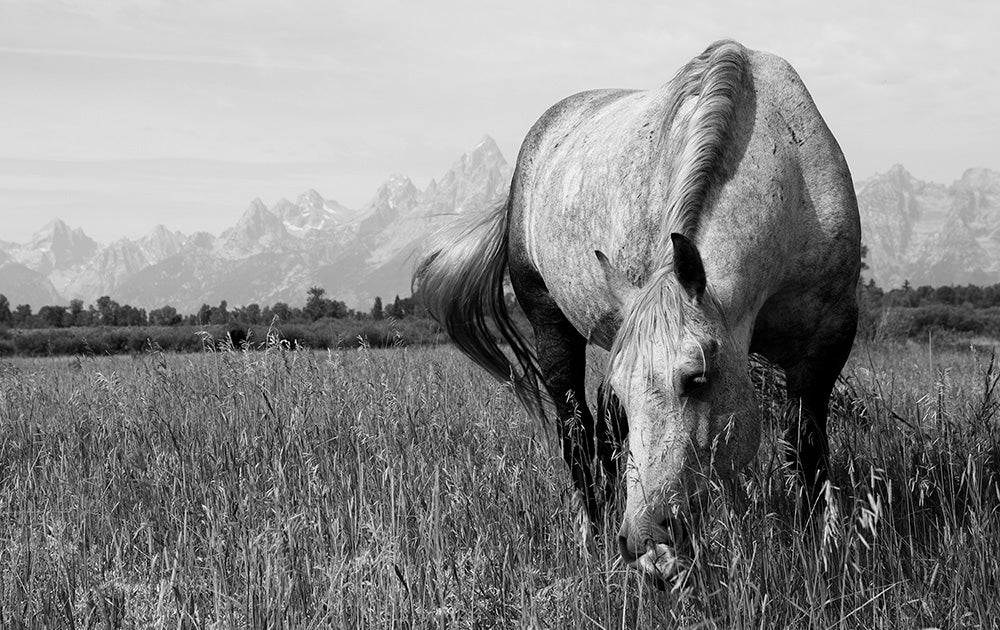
655 39 749 259
608 40 748 388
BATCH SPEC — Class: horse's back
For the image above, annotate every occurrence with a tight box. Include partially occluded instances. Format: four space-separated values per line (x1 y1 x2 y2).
507 42 860 357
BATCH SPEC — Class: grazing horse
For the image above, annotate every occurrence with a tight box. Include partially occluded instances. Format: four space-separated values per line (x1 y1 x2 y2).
415 40 860 580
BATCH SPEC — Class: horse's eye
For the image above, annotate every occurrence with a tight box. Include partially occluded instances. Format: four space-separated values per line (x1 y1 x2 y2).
680 372 709 396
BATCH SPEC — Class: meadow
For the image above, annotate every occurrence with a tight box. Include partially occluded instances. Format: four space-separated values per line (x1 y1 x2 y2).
0 333 997 628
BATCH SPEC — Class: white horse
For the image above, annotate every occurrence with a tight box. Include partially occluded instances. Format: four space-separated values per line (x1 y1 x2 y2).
415 40 860 581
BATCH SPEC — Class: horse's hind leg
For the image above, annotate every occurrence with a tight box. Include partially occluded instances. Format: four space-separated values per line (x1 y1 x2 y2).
782 308 858 512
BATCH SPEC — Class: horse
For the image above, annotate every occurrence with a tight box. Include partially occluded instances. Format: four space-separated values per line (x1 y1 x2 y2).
414 40 860 581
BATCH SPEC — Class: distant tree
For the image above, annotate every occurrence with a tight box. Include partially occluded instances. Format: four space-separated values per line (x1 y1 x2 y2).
934 285 956 306
0 294 11 325
236 303 262 324
902 279 912 292
210 300 230 325
12 304 32 327
371 296 384 320
95 295 124 326
385 294 416 319
37 305 67 328
963 284 983 307
68 299 85 326
270 302 292 322
328 299 348 319
196 304 212 325
150 305 181 326
305 286 329 321
117 304 147 326
984 285 1000 308
385 294 403 319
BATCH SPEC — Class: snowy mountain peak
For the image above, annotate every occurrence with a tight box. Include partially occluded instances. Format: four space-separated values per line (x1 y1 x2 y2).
296 189 326 211
374 174 419 207
34 217 68 237
384 172 414 188
144 224 186 246
147 224 176 240
474 134 501 154
880 164 914 189
247 197 269 215
352 174 421 237
22 218 98 272
215 199 290 259
30 218 92 247
460 135 505 171
278 189 352 233
958 167 1000 191
238 198 280 225
418 135 512 216
140 224 185 265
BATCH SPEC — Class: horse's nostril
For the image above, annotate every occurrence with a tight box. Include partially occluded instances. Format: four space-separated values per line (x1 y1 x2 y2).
618 535 638 563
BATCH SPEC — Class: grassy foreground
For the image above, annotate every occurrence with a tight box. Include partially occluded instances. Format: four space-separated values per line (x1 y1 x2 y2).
0 338 997 628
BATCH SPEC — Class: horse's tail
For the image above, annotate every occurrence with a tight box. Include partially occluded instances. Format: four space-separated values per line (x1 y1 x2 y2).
413 194 546 419
658 39 750 251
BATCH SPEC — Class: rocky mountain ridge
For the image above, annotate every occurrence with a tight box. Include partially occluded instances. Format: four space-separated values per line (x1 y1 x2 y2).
857 165 1000 289
1 140 995 312
0 136 510 312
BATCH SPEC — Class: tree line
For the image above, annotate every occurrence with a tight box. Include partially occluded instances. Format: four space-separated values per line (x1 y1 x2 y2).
0 288 424 330
859 279 1000 310
853 245 1000 342
6 252 1000 343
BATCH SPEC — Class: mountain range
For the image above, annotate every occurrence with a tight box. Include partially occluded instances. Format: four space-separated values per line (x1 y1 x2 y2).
1 137 996 312
857 165 1000 289
0 136 511 312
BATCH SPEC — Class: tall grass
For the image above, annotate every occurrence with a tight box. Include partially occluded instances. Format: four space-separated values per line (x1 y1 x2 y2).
0 338 996 628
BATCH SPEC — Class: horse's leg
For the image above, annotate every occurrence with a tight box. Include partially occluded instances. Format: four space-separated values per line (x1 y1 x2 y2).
516 289 601 521
782 308 858 513
596 383 628 503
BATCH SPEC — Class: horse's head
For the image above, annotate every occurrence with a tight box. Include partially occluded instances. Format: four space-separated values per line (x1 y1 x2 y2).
597 233 757 583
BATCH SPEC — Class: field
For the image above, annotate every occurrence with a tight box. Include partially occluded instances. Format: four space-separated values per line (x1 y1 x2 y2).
1 336 998 628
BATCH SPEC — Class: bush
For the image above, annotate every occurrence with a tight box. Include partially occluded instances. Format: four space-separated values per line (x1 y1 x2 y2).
0 319 447 357
871 306 1000 342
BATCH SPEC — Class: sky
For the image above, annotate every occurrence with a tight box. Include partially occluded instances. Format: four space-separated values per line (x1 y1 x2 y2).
1 0 997 243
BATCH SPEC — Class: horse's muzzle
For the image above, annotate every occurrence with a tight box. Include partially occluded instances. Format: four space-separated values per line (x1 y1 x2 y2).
618 509 694 585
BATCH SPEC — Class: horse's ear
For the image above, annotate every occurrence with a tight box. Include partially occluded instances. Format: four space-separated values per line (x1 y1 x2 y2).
670 233 706 300
595 250 637 309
